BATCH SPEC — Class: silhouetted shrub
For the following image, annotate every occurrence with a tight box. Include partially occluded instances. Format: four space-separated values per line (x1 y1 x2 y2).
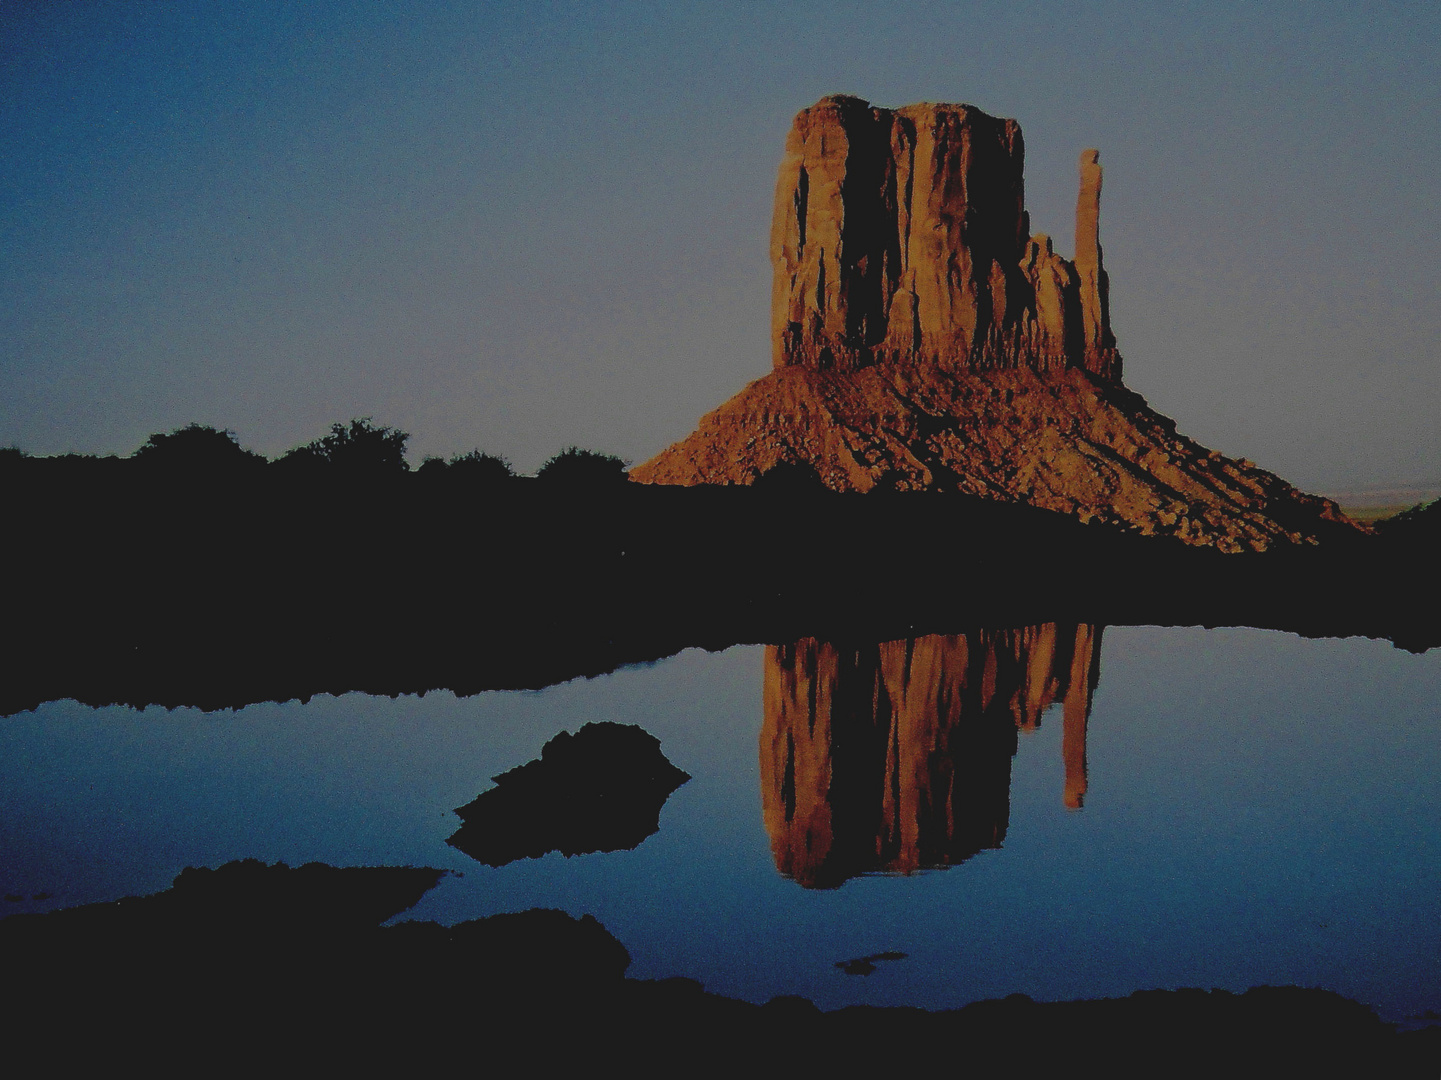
416 449 513 488
0 446 27 482
449 450 514 484
277 418 410 475
752 461 827 493
536 447 628 487
131 424 266 474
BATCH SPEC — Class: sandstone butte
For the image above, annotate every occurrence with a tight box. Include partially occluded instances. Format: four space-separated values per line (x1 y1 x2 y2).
630 95 1357 552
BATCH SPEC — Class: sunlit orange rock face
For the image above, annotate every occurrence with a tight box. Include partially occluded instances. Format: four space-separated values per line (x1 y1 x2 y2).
766 96 1117 380
630 96 1357 552
760 624 1100 890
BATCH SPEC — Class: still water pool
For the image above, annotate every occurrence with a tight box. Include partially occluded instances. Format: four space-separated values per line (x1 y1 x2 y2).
2 625 1438 1020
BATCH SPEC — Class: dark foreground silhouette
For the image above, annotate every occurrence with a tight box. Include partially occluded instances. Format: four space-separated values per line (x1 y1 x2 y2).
1 441 1437 714
447 721 691 866
836 950 908 976
1 860 1435 1075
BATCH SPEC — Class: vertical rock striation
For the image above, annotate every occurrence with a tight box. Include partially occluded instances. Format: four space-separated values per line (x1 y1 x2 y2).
760 625 1102 889
770 96 1115 378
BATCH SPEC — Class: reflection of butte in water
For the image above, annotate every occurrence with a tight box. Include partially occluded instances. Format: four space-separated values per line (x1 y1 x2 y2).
761 624 1102 889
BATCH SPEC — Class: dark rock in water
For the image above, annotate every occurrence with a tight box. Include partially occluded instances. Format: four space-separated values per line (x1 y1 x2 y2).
0 860 627 991
0 858 444 955
1 860 635 1065
447 721 691 867
0 858 448 1020
836 951 908 976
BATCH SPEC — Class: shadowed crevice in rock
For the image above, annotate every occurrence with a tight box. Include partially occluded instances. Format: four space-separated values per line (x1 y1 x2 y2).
447 721 691 867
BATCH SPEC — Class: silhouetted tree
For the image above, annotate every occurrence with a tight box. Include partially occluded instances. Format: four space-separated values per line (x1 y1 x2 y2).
449 450 513 483
277 418 410 475
536 447 628 487
131 424 266 474
416 449 513 487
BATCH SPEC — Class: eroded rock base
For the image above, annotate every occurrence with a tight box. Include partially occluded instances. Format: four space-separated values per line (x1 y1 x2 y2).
633 365 1351 552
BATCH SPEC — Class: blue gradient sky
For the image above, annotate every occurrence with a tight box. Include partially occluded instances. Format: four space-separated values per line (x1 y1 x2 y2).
3 2 1438 489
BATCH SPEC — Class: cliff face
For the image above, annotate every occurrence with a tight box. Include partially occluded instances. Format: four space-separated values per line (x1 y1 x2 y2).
632 95 1359 552
760 625 1100 889
770 96 1117 380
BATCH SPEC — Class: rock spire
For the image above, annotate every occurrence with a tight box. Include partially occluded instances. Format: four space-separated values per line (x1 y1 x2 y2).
1074 148 1116 375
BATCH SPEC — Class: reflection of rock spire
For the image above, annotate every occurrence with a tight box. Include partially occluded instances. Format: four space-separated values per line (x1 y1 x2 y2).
1062 623 1101 809
761 624 1103 889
